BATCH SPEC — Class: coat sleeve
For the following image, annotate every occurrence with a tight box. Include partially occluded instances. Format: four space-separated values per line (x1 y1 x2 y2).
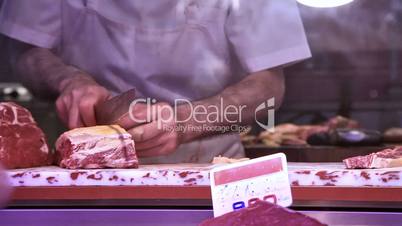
225 0 311 73
0 0 61 49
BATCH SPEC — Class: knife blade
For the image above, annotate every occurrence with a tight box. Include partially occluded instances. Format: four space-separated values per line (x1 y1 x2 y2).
95 88 136 125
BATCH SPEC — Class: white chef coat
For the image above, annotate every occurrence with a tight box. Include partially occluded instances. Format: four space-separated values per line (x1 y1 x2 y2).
0 0 311 164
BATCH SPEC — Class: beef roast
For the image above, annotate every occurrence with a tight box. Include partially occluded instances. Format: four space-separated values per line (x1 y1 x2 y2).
325 116 359 130
200 200 326 226
383 128 402 142
257 116 359 147
0 102 50 169
343 147 402 169
56 125 138 169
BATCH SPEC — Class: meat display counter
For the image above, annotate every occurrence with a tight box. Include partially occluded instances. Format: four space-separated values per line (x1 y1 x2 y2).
1 161 402 225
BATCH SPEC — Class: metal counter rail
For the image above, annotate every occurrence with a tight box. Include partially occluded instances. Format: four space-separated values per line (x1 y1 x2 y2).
8 186 402 208
1 209 402 226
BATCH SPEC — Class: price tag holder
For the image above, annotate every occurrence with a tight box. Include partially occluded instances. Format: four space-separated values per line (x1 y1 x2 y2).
210 153 292 217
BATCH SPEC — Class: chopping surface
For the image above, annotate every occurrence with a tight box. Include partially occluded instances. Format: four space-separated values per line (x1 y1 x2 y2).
6 163 402 187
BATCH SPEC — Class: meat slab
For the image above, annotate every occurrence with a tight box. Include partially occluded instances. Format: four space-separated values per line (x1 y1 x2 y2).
343 147 402 169
324 116 359 130
56 125 138 169
200 200 326 226
0 102 50 169
257 116 359 147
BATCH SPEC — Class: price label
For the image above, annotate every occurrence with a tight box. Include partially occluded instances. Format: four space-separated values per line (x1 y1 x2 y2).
210 153 292 217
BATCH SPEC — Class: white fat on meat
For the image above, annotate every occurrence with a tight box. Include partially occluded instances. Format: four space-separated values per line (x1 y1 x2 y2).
56 125 138 169
0 102 35 125
343 147 402 169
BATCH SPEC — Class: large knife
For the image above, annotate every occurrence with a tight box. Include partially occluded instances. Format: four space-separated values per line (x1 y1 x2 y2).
95 88 136 125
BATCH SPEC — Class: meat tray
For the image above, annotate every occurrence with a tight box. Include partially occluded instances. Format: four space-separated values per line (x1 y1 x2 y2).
245 145 389 162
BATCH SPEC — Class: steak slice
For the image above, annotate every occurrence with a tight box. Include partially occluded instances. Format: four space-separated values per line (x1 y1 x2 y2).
56 125 138 169
0 102 50 169
325 116 359 130
343 147 402 169
383 128 402 142
200 200 326 226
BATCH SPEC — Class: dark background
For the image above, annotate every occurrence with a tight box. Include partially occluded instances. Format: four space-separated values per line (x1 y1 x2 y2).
281 0 402 130
1 0 402 143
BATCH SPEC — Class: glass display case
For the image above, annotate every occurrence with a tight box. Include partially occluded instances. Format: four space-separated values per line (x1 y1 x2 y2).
0 0 402 225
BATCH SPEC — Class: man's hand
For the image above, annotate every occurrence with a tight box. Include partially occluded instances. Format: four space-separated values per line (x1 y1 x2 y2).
118 102 181 157
56 74 111 129
14 47 111 128
118 68 284 158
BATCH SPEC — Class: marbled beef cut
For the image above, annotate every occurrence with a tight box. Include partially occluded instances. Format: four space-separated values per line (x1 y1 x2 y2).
56 125 138 169
200 200 326 226
343 147 402 169
0 102 50 169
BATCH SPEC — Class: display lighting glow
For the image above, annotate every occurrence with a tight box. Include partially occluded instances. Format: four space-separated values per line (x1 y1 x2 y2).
297 0 354 8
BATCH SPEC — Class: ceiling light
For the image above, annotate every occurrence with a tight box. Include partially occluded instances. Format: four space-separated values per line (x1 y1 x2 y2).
297 0 354 8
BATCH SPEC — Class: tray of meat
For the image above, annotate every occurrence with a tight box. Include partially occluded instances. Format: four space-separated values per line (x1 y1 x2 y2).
243 116 389 162
241 116 360 147
244 145 388 162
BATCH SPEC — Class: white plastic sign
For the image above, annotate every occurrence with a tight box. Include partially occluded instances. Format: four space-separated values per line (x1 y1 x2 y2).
210 153 292 217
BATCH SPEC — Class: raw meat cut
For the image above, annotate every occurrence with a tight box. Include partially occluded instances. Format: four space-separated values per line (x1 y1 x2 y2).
56 125 138 169
0 102 50 169
383 128 402 142
258 124 327 147
199 200 326 226
256 116 359 147
212 156 249 164
324 116 359 130
343 147 402 169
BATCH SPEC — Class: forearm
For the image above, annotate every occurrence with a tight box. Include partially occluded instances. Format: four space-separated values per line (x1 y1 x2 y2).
177 68 285 143
14 46 92 98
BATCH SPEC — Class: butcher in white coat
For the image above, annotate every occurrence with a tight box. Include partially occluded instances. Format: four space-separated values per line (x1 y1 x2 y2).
0 0 311 163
